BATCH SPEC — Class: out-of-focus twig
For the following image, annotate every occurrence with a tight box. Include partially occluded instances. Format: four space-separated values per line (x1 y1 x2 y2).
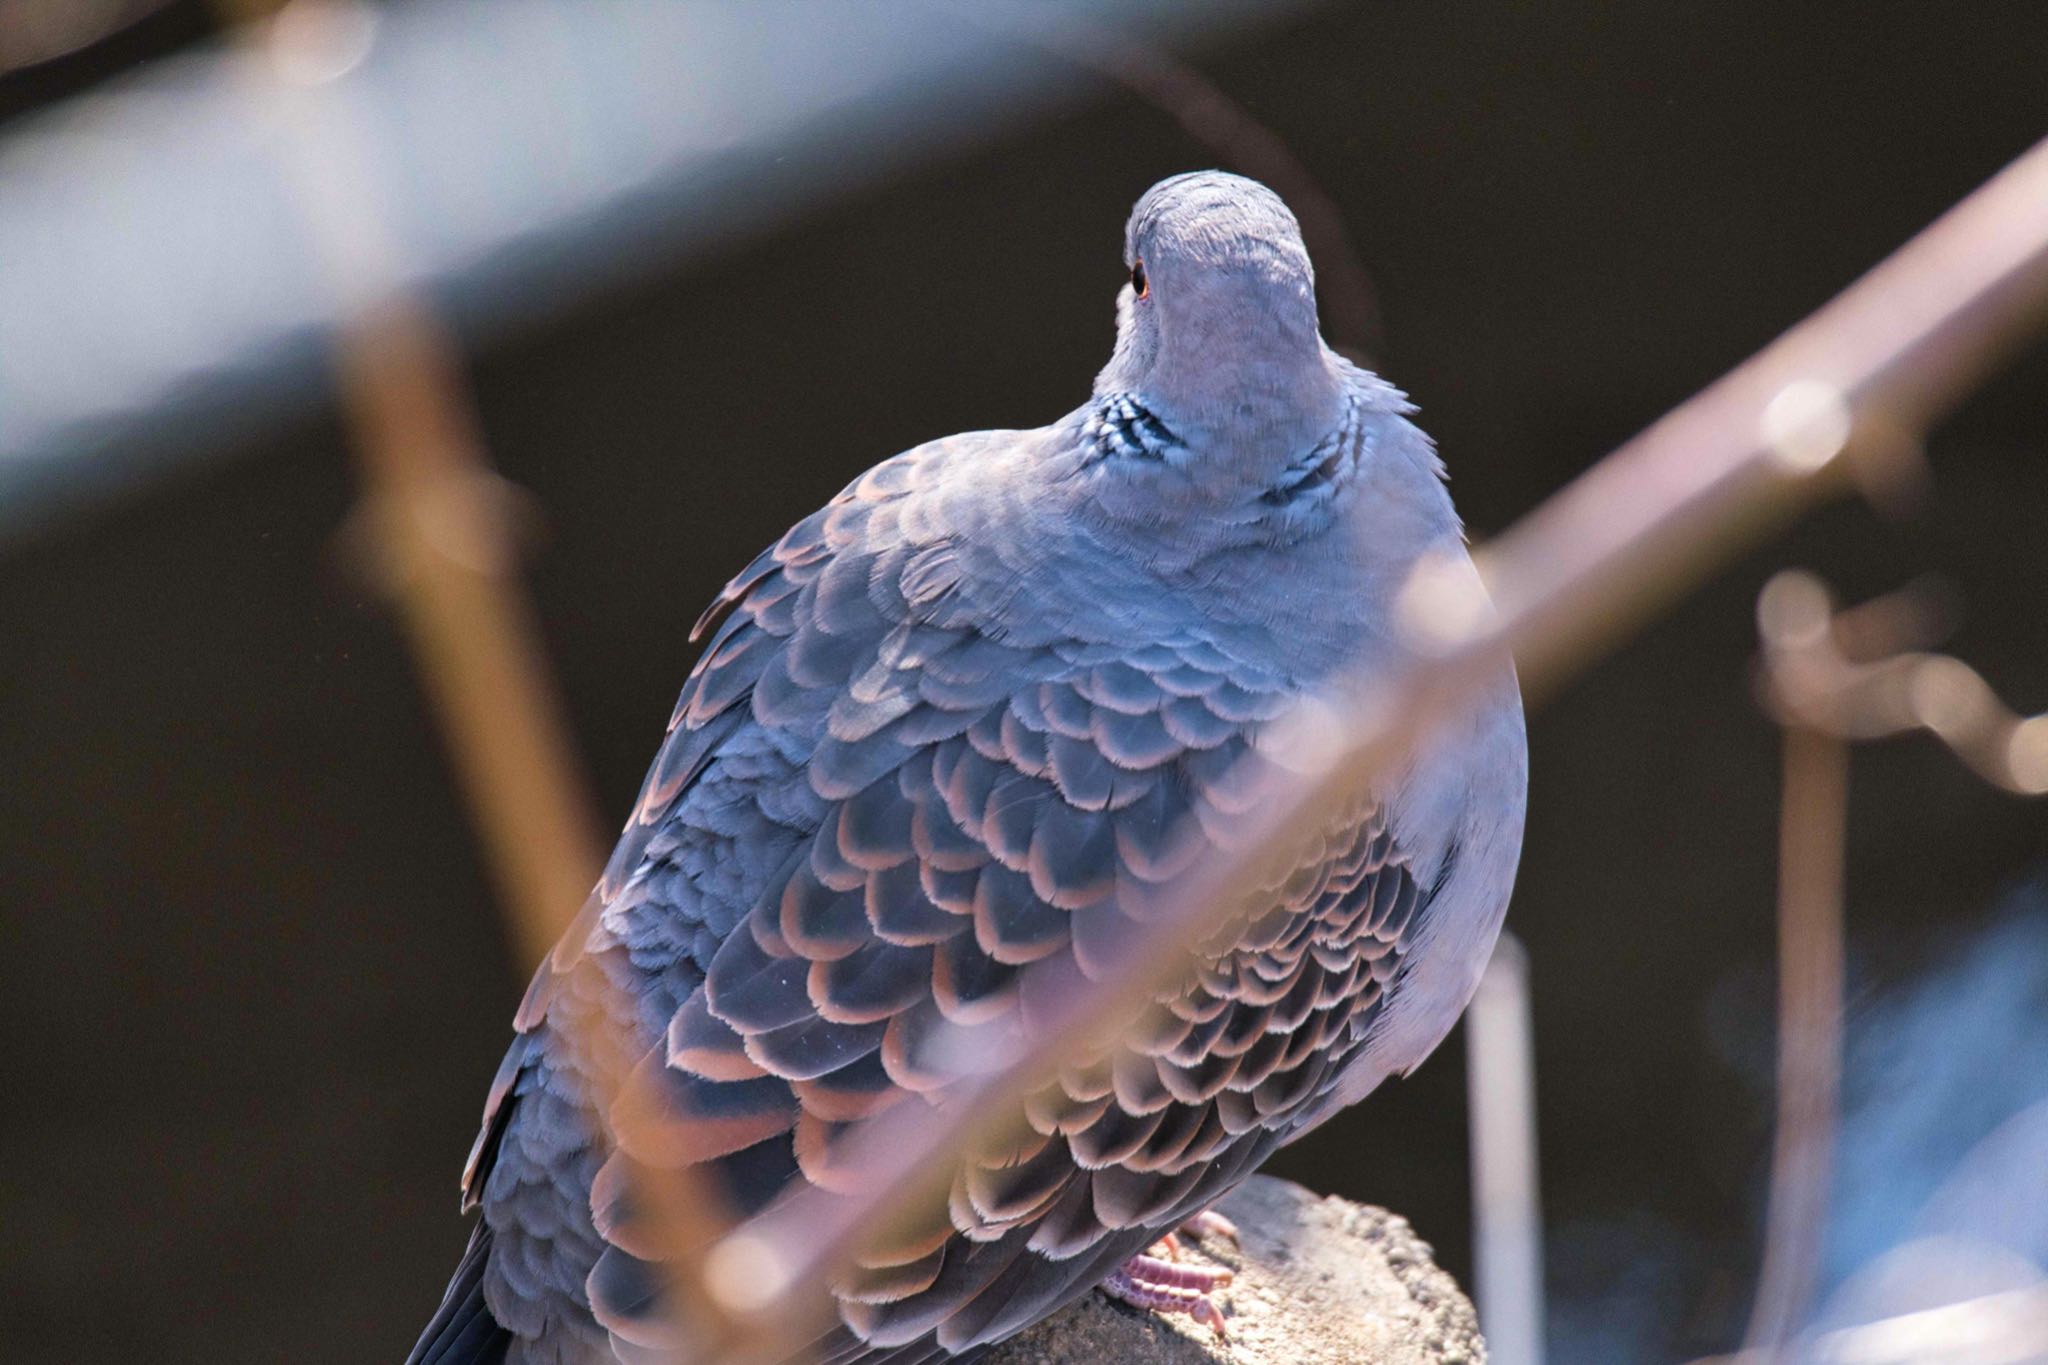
214 0 749 1351
333 300 606 967
1736 570 2048 1360
1467 933 1547 1365
221 0 606 967
1758 572 2048 796
1744 704 1849 1357
685 129 2048 1365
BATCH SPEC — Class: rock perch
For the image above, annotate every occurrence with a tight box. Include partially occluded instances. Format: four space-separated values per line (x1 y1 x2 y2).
986 1176 1487 1364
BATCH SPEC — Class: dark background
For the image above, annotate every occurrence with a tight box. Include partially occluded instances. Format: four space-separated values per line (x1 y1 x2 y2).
4 4 2046 1362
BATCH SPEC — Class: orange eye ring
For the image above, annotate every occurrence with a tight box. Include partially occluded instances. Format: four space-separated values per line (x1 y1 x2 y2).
1130 258 1149 300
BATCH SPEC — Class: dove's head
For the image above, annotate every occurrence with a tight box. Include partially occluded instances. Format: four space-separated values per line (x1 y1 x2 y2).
1096 171 1345 456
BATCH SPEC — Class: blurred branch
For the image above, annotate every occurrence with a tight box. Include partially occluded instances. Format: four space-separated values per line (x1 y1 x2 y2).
217 1 749 1344
1743 715 1849 1357
1467 934 1547 1365
1757 571 2048 796
1733 570 2048 1360
222 0 604 967
680 129 2048 1365
332 300 607 965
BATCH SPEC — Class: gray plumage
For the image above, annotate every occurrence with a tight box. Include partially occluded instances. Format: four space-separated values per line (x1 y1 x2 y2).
406 170 1527 1365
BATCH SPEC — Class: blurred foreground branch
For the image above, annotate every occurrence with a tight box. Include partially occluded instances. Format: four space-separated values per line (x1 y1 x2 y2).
216 0 751 1342
222 0 608 967
1467 934 1546 1365
1759 571 2048 796
1743 719 1849 1356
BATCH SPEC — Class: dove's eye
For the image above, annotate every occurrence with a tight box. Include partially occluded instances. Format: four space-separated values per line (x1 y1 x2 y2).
1130 259 1149 299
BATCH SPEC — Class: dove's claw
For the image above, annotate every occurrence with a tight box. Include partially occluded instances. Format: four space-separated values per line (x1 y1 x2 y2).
1101 1247 1233 1339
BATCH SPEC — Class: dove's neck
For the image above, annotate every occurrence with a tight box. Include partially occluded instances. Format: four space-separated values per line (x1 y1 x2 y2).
1096 312 1346 481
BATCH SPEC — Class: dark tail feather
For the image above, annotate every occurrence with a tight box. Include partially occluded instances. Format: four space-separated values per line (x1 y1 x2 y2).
405 1221 511 1365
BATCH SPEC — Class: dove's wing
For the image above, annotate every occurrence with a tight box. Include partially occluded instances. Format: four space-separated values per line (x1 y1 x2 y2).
460 430 1448 1364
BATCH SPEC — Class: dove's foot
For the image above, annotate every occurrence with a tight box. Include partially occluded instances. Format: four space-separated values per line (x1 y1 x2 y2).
1101 1241 1233 1339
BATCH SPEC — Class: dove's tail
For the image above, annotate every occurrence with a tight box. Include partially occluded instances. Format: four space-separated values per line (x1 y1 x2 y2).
404 1220 511 1365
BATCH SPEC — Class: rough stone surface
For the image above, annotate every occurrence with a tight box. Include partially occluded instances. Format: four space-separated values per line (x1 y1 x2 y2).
985 1176 1487 1364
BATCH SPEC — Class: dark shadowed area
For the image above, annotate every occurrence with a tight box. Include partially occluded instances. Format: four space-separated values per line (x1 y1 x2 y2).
3 4 2045 1363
